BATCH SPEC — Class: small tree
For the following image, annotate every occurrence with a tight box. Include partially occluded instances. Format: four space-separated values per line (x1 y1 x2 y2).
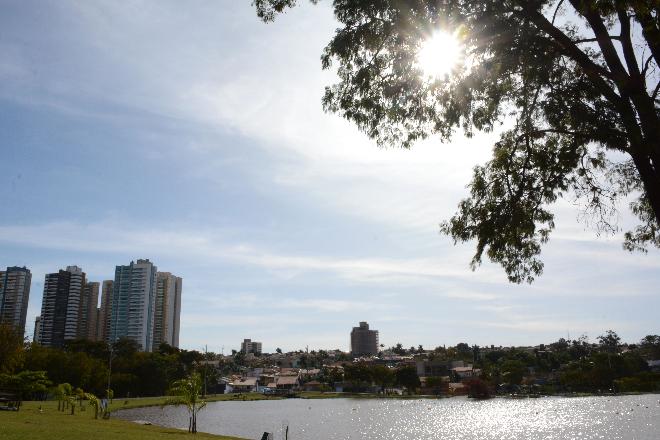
164 373 207 434
54 383 73 412
85 393 100 419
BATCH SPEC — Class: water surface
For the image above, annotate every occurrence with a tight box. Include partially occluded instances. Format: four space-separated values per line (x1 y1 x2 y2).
116 394 660 440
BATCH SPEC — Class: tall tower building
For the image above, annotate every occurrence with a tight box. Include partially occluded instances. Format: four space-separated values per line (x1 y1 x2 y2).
350 321 379 357
33 316 41 343
0 266 32 336
110 259 157 352
152 272 182 350
79 282 99 340
39 266 86 348
97 280 113 343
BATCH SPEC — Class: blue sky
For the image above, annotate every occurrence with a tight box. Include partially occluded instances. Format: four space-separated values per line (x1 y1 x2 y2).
1 1 658 353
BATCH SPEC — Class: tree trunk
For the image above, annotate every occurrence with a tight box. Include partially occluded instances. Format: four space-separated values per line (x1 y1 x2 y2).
632 150 660 227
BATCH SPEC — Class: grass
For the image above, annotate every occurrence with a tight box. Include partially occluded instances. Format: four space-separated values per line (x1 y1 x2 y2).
0 400 246 440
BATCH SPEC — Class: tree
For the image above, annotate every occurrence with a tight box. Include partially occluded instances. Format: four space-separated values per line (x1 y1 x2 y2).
598 329 621 369
0 323 24 374
255 0 660 283
164 373 207 434
395 366 421 393
639 334 660 358
371 365 395 392
84 392 100 419
0 370 51 409
54 383 73 412
500 359 526 385
598 329 622 353
391 343 405 355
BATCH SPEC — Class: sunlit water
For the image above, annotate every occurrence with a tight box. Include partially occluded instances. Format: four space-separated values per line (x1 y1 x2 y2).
116 394 660 440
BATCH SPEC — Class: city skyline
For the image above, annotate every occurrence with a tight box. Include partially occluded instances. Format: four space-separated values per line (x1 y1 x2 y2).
1 1 659 353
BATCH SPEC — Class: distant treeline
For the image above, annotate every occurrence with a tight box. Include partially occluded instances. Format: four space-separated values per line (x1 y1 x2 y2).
0 324 207 398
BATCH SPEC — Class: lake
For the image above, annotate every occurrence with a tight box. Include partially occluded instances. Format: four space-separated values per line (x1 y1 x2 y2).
116 394 660 440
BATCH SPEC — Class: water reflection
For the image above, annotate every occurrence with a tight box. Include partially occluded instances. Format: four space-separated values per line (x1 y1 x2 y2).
116 394 660 440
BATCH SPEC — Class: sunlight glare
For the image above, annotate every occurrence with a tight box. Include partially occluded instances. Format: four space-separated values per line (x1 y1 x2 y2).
417 31 463 79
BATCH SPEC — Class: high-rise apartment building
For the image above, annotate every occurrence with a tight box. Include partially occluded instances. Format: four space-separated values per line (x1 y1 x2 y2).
39 266 86 348
350 321 379 357
79 282 99 340
241 338 263 355
110 259 158 351
33 316 41 343
0 266 32 336
97 280 113 342
152 272 182 350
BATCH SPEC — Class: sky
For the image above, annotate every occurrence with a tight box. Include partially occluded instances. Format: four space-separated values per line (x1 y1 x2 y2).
1 0 658 353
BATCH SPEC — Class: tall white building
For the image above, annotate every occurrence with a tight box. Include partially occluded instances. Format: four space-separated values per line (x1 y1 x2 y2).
109 259 158 351
152 272 182 350
39 266 86 348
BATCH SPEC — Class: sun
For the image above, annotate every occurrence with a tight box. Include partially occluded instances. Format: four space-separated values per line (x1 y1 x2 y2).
416 30 463 79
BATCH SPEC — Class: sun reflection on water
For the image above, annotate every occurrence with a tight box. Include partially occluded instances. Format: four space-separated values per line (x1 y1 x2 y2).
117 394 660 439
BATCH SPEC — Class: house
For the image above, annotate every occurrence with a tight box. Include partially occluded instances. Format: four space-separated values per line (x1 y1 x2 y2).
275 375 300 393
230 377 258 393
451 366 481 381
299 368 321 379
416 359 449 377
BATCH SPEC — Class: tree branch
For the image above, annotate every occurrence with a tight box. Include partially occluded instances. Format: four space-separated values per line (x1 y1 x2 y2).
631 5 660 67
573 36 621 44
568 0 629 83
641 54 655 76
515 3 622 108
615 1 641 78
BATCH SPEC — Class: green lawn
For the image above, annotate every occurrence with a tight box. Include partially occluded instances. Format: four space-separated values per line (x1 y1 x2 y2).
0 400 246 440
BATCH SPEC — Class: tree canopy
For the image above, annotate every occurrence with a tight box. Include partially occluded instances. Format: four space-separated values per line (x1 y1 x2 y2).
255 0 660 283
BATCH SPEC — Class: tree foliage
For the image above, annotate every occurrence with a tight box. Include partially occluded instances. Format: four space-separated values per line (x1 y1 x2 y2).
0 323 25 374
255 0 660 283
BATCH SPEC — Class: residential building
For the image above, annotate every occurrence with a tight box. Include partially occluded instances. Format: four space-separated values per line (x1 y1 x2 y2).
241 338 263 355
39 266 86 348
152 272 182 350
350 321 379 356
0 266 32 336
109 259 157 351
79 281 99 340
97 280 113 342
33 316 41 343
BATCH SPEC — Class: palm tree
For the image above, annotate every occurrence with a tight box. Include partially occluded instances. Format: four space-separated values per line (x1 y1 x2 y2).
164 373 207 434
